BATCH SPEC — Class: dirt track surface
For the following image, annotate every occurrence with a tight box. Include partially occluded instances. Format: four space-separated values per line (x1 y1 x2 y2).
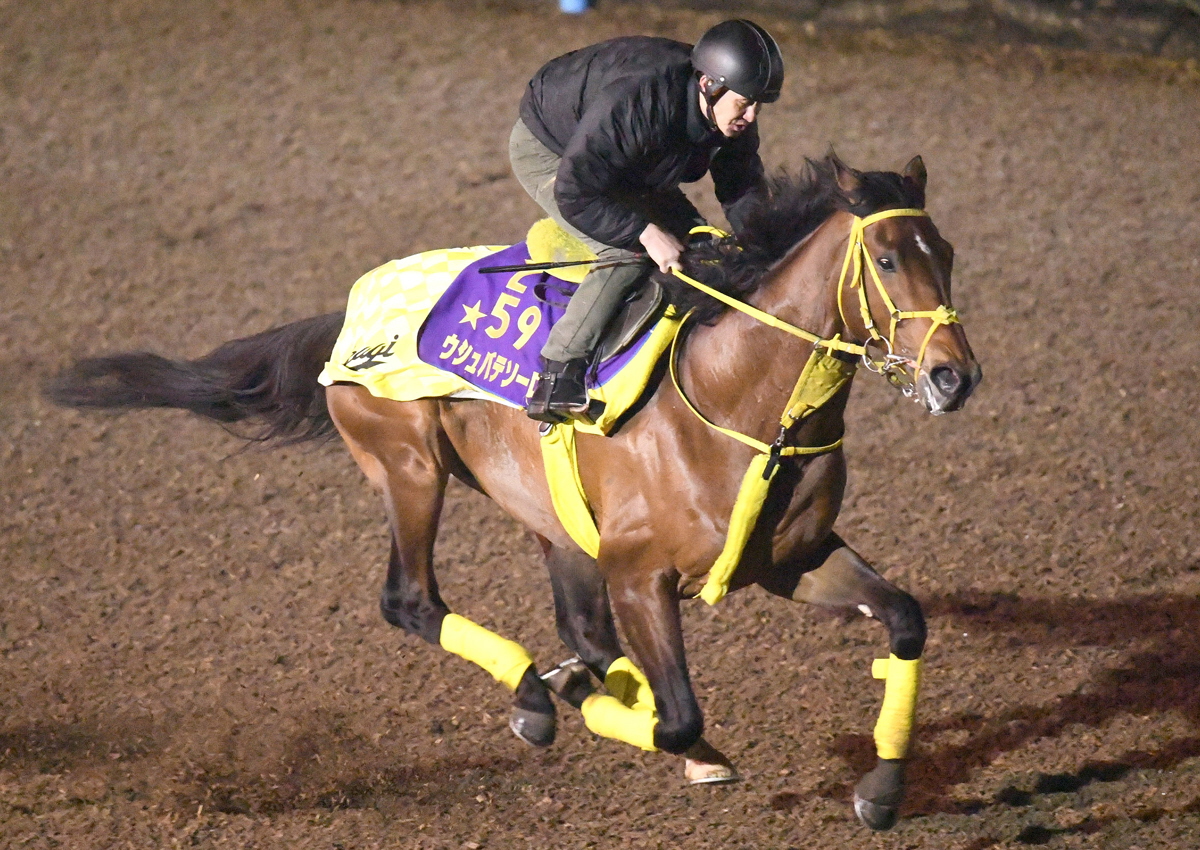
3 1 1200 847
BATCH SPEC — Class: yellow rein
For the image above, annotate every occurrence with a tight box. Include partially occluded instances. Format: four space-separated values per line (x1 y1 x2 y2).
537 211 960 606
668 324 846 458
670 208 960 417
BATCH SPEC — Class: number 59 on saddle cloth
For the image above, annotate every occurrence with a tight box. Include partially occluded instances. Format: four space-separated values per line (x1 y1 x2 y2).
317 239 680 436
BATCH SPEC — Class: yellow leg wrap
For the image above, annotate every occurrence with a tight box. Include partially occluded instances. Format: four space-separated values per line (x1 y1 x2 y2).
581 694 658 751
603 657 655 710
579 657 658 751
438 613 534 693
871 654 922 760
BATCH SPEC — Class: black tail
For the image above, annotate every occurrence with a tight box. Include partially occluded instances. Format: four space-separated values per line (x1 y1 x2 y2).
45 311 346 445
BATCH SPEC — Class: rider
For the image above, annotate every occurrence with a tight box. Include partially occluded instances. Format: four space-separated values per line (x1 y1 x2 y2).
509 19 785 422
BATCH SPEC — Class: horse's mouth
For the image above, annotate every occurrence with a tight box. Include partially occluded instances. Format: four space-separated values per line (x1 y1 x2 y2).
917 361 982 415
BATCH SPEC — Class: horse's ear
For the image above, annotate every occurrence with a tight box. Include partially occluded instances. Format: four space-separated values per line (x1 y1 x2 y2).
830 152 862 195
902 155 927 203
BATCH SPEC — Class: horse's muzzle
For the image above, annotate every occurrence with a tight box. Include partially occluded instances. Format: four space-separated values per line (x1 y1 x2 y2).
918 361 982 415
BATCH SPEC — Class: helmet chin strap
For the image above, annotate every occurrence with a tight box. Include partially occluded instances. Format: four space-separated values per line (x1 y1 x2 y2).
699 76 726 130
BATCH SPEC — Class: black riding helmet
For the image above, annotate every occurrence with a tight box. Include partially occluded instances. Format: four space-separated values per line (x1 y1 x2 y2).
692 19 784 103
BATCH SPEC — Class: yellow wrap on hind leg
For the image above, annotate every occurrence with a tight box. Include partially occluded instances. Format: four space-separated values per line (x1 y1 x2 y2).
580 657 658 751
439 613 534 692
871 654 922 760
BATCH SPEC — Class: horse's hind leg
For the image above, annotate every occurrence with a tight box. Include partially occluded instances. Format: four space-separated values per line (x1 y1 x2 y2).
326 385 556 746
759 534 926 831
543 544 623 682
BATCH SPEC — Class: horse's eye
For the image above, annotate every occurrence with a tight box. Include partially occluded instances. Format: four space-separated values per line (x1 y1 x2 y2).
878 257 896 272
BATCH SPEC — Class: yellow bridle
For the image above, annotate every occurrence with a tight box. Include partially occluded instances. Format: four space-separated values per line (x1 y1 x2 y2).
675 210 959 385
663 210 961 604
835 208 960 389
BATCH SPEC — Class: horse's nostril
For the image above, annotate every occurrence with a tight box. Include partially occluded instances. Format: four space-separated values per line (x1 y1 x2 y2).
930 365 961 396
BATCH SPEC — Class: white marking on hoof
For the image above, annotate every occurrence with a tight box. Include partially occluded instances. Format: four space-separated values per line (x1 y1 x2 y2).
684 759 740 785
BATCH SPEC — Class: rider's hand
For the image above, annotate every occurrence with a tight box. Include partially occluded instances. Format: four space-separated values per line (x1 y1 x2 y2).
639 223 685 274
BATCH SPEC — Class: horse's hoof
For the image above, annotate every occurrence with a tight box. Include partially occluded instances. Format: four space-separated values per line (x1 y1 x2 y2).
853 793 898 831
683 738 739 785
684 758 740 785
509 708 556 747
852 758 905 831
540 657 595 709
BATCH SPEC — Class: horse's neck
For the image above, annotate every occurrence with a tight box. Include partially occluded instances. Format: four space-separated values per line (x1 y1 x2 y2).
680 216 852 442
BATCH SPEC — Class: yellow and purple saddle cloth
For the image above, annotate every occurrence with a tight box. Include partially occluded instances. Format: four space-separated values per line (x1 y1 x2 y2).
318 222 680 435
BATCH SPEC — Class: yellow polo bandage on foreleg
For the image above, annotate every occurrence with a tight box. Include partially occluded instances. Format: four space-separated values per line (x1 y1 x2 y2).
581 694 658 751
438 613 534 692
871 654 922 760
579 657 658 751
604 657 654 710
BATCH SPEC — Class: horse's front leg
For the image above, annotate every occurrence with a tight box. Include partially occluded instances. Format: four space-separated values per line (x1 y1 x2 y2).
759 534 926 831
600 564 703 755
542 544 737 783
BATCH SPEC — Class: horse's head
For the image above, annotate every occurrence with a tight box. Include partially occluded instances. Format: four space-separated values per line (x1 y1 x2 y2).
830 156 981 415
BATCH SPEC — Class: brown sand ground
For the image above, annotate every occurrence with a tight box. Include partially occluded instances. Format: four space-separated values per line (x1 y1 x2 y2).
3 1 1199 847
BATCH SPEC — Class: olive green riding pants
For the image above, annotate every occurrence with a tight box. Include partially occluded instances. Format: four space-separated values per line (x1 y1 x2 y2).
508 118 704 363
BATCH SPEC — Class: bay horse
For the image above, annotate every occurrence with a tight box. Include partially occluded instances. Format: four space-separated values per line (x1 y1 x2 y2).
47 155 980 830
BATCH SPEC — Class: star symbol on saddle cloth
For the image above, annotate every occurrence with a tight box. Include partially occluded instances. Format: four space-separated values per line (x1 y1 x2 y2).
460 300 485 329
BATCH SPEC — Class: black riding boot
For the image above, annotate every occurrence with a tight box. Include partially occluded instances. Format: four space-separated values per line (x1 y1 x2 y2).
526 358 590 423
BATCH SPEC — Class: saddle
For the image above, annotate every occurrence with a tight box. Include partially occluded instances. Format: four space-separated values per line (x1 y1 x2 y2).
524 219 666 366
319 225 682 435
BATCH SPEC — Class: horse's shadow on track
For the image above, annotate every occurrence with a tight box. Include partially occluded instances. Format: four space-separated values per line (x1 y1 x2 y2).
786 590 1200 828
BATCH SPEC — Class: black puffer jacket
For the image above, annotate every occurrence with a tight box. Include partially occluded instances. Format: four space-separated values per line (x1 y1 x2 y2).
519 36 766 250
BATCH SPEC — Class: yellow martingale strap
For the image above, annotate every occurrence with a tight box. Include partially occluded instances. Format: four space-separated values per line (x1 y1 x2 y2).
871 654 923 760
539 423 600 558
439 613 535 692
674 342 855 605
580 657 658 751
699 454 775 605
668 329 850 458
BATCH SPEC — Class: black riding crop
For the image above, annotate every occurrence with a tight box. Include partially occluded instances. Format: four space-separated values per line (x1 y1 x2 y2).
478 256 647 274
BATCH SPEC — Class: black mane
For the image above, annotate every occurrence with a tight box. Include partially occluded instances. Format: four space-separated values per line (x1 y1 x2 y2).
660 155 926 324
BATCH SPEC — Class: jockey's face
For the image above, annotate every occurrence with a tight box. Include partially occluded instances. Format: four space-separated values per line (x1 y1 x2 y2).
699 77 762 138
